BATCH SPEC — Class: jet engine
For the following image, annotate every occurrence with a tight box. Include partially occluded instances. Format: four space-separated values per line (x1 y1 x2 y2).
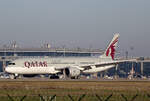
64 67 81 79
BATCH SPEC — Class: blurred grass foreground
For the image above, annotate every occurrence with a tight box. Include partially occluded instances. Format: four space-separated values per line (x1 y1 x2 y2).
0 81 150 101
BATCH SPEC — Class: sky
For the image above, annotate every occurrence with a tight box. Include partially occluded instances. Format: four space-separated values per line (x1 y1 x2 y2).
0 0 150 57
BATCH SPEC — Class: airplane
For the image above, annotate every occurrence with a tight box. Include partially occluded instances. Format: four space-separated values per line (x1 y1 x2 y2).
5 33 133 79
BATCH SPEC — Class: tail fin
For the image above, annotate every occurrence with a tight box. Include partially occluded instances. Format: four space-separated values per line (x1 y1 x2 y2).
100 33 119 60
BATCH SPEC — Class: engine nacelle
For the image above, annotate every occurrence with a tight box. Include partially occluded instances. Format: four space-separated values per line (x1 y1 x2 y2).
64 67 81 78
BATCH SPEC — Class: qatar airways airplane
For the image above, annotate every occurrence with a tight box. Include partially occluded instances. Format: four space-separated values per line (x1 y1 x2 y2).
5 33 132 79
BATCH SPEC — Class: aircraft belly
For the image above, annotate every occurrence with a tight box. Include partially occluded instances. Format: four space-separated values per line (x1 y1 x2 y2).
8 67 58 74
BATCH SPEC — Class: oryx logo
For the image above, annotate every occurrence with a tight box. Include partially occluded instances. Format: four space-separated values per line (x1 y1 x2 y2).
106 37 118 60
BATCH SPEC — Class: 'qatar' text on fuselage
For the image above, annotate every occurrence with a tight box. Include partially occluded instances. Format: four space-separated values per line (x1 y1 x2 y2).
24 61 48 68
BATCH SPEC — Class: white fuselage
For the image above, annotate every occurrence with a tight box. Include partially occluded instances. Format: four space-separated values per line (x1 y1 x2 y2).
5 57 115 75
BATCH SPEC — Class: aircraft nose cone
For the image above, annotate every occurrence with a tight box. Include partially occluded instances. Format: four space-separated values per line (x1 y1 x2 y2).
5 67 11 73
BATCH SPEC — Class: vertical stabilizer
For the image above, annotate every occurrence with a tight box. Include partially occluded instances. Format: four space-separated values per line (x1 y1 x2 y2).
100 33 119 60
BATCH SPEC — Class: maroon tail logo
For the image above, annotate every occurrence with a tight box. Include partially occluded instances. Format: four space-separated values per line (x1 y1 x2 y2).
106 37 118 60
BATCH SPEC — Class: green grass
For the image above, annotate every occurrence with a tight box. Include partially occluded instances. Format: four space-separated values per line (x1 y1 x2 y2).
0 81 149 101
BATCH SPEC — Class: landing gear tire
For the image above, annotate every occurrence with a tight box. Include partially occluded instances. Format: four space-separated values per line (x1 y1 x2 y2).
71 76 79 79
9 74 16 79
50 75 59 79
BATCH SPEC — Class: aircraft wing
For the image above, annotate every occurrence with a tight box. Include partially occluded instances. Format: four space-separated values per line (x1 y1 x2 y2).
96 59 136 66
79 59 136 70
55 59 136 71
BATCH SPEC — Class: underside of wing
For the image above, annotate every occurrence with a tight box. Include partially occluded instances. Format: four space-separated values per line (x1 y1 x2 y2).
79 59 136 71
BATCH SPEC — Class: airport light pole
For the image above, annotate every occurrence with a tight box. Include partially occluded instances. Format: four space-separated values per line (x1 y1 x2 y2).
62 45 66 57
130 46 134 58
2 44 7 72
46 43 51 57
125 51 128 59
12 41 17 57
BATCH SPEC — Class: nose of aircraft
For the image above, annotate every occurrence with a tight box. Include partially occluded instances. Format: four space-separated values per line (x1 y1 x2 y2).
5 67 11 73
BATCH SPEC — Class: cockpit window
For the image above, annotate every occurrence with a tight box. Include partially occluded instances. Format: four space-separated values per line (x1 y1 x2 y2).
8 63 15 65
